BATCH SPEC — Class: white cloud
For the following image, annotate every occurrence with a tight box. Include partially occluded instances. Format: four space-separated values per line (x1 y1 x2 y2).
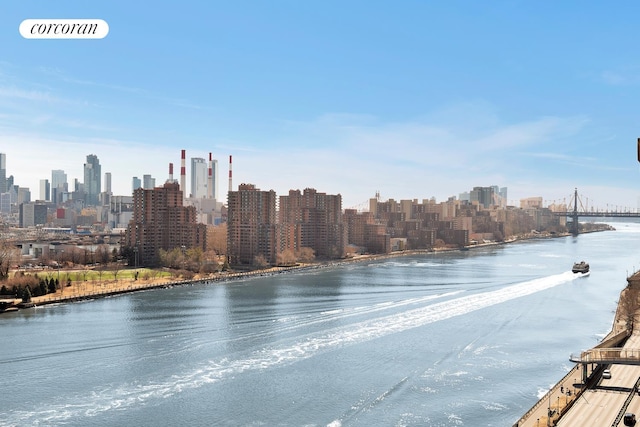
0 86 59 103
601 67 640 86
226 109 593 208
1 88 635 212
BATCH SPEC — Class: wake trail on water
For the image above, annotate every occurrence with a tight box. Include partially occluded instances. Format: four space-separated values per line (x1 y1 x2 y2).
0 271 579 426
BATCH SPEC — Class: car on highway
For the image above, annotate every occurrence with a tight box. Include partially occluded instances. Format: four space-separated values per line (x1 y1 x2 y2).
624 413 636 426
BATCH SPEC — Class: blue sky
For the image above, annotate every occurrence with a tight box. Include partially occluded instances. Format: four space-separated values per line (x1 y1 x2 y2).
2 1 640 210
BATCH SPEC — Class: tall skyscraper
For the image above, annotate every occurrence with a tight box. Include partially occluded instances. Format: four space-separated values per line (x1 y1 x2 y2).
210 158 219 200
6 176 14 195
206 153 219 201
51 169 67 205
17 187 31 205
84 154 101 206
132 176 142 192
39 179 50 201
190 157 207 198
499 187 508 207
470 186 495 209
143 174 155 189
0 153 6 193
0 193 10 213
104 172 112 194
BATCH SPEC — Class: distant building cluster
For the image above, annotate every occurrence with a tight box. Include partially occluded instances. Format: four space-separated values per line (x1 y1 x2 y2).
0 150 569 269
0 150 225 232
225 184 567 267
0 150 223 266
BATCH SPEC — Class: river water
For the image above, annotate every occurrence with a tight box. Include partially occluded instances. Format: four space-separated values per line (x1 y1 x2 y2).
1 220 639 427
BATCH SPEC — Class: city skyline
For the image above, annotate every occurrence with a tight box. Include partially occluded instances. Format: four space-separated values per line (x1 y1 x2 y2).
2 2 640 210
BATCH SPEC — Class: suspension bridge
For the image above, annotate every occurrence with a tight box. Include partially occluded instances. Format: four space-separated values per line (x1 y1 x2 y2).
551 188 640 235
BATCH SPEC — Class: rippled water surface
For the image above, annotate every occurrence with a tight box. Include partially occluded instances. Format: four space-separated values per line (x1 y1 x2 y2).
1 220 639 426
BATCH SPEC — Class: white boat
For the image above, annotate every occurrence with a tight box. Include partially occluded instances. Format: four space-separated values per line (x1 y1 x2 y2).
572 261 589 274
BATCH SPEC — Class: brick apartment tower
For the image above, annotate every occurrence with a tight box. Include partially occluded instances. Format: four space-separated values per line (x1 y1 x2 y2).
278 188 346 259
227 183 277 266
125 182 206 266
343 209 391 254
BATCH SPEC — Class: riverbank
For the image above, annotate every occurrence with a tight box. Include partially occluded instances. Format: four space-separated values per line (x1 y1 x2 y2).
0 225 613 313
0 250 438 311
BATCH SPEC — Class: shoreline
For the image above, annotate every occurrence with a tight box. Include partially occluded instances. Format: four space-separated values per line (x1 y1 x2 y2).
0 227 611 313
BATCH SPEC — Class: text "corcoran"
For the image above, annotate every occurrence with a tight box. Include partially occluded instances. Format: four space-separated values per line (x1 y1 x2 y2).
19 19 109 39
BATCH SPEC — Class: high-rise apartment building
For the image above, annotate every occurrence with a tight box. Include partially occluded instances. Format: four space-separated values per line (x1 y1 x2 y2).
278 188 345 259
0 153 6 194
227 183 277 265
190 157 207 198
39 179 50 201
84 154 101 206
344 209 390 253
124 182 206 266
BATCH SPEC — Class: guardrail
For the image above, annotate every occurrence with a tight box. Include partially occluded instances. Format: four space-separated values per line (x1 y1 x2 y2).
571 348 640 365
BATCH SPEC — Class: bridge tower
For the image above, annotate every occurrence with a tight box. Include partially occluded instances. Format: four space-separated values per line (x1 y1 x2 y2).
571 188 579 236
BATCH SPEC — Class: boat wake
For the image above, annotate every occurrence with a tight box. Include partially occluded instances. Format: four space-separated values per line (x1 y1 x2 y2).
0 271 580 426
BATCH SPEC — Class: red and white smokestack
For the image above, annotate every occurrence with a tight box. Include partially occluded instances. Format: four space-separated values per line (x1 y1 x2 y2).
208 152 213 199
228 155 233 193
180 149 186 198
169 163 174 182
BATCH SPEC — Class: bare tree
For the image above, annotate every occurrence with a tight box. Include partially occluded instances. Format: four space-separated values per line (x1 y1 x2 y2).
0 238 18 280
96 262 107 284
345 245 358 258
110 262 123 282
296 247 315 263
159 248 183 269
253 254 269 269
207 224 227 257
619 285 640 333
276 249 296 266
81 265 90 282
67 246 80 266
434 239 446 248
95 244 111 265
185 247 203 271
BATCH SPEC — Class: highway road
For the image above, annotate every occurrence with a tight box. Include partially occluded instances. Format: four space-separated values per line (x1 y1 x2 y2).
557 333 640 426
